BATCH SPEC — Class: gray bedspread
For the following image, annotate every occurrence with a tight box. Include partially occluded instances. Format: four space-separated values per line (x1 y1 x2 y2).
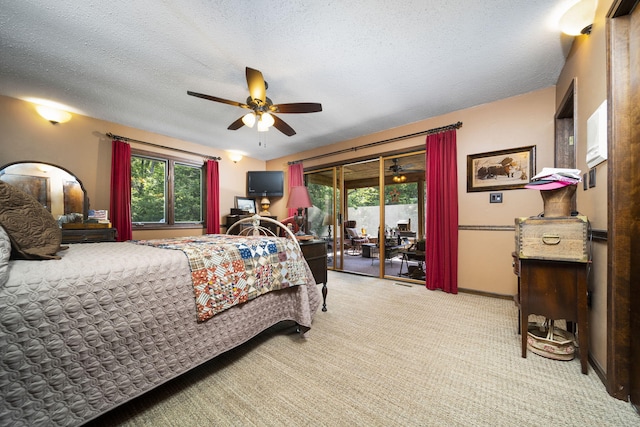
0 241 320 426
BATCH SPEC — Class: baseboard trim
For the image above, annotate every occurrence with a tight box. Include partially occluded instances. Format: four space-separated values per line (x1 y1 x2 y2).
458 225 515 231
589 353 608 390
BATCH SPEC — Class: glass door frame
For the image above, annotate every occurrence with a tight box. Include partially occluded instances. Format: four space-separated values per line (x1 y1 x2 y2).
379 151 426 282
304 166 341 271
302 148 425 282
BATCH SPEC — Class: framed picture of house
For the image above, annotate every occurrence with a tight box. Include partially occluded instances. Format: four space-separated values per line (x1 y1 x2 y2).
234 196 256 214
467 145 535 192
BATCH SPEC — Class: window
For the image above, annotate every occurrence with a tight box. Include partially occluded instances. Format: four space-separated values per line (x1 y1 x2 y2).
131 149 204 228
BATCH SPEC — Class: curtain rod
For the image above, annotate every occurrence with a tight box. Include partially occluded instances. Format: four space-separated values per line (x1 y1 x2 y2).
289 121 462 164
106 132 221 161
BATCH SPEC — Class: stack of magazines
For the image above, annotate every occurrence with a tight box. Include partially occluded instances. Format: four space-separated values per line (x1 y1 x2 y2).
524 167 582 190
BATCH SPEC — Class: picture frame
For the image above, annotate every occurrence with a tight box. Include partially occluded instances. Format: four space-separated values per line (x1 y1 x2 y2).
467 145 535 192
234 196 256 214
1 174 51 212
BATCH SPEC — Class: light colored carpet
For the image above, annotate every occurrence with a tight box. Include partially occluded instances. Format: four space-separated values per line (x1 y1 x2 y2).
88 272 639 427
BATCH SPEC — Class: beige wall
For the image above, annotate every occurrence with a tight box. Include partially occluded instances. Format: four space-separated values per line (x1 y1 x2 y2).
0 95 265 239
268 86 557 297
555 0 611 373
1 15 611 372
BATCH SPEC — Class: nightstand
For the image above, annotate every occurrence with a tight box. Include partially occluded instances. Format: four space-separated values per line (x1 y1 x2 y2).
61 227 117 243
299 240 328 312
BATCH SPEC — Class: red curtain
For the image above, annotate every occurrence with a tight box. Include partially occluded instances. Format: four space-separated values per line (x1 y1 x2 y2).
425 129 458 293
109 139 132 241
206 159 220 234
287 163 304 217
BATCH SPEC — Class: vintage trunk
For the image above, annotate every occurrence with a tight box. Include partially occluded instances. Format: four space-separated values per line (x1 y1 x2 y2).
515 215 589 263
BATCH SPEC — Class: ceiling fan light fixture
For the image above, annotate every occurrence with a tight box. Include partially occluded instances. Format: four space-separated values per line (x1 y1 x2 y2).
188 67 322 137
257 119 270 132
393 175 407 183
241 112 256 128
261 112 275 127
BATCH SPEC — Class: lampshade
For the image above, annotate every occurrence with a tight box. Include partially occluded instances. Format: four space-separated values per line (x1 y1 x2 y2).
322 213 334 226
228 152 243 163
261 112 275 127
286 186 313 209
36 105 72 124
559 0 597 36
242 112 256 128
257 119 270 132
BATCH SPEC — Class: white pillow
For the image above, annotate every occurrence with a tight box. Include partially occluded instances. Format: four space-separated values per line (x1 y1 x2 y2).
0 225 10 286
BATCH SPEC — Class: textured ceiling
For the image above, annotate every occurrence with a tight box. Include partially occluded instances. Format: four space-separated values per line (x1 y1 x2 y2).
0 1 575 161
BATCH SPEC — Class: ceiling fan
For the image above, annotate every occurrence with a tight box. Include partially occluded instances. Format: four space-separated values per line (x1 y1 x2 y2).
187 67 322 136
388 158 423 183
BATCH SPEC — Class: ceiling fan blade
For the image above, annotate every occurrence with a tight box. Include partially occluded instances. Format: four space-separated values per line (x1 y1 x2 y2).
246 67 267 103
272 103 323 114
187 91 249 109
272 115 296 136
227 116 245 130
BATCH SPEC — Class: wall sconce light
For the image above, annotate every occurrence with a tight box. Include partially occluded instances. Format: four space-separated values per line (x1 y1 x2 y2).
37 164 52 173
228 152 243 163
559 0 598 36
35 105 72 124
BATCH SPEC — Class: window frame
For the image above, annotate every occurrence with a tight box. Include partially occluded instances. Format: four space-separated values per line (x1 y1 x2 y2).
131 148 206 231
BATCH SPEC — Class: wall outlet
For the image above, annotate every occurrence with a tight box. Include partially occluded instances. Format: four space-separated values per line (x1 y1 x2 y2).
490 192 503 203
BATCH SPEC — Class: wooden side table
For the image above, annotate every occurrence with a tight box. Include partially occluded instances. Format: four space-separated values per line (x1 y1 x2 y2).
226 214 278 235
61 227 117 243
519 258 589 374
299 240 328 312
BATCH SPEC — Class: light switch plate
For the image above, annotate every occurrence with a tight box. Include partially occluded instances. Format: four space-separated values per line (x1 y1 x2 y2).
490 192 503 203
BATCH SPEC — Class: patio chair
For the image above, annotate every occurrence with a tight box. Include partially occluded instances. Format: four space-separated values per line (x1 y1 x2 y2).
344 220 368 255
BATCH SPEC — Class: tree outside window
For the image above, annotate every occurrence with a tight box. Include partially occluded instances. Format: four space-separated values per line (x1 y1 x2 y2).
131 151 203 227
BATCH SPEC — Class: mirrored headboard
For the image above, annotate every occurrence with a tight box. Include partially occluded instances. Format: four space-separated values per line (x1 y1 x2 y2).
0 161 89 221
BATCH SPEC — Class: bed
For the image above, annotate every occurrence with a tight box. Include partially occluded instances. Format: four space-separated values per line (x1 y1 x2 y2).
0 180 321 426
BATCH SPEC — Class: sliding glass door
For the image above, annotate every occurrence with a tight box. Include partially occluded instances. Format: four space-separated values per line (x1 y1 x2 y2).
342 159 381 275
381 152 425 281
304 150 424 282
306 167 341 270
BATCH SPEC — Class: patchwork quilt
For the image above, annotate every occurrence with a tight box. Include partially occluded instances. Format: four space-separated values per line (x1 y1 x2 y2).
134 234 310 321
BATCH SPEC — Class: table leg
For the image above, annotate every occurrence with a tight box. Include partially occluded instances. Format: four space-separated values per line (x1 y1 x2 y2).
322 283 327 312
399 253 408 277
576 268 589 374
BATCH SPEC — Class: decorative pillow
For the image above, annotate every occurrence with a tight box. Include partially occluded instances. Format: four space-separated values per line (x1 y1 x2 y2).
0 225 10 286
0 180 65 260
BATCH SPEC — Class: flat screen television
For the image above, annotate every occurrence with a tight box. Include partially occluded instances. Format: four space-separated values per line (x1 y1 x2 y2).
247 171 284 197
